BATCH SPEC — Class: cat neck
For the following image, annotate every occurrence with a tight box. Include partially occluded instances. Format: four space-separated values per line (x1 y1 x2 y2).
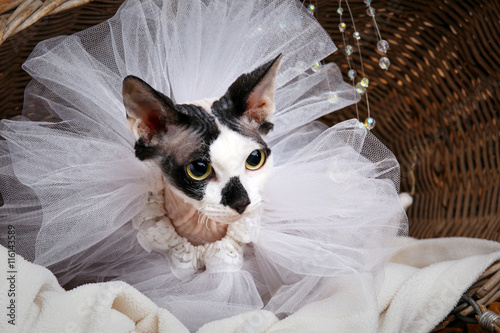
164 185 228 246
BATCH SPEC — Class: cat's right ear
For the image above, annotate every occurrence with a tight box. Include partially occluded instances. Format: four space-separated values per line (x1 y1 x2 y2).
123 75 179 142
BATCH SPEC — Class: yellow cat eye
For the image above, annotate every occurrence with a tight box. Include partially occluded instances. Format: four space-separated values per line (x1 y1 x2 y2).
245 149 266 170
186 161 213 181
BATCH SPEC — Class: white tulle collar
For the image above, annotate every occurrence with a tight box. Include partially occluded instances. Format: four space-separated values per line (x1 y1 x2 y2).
132 161 256 273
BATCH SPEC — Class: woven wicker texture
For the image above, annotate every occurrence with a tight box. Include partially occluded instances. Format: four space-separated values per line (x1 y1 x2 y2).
0 0 499 331
317 0 500 241
0 0 124 119
0 0 93 45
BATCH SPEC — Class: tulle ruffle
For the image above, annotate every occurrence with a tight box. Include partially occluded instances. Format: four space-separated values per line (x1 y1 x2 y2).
0 0 407 331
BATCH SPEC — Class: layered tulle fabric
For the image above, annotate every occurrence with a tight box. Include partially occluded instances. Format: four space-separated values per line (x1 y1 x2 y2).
0 0 408 330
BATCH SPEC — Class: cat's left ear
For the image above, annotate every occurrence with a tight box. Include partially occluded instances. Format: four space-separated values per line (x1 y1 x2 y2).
224 54 282 134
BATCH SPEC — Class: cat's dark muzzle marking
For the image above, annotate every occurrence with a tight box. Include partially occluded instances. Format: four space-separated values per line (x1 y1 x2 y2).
220 176 251 214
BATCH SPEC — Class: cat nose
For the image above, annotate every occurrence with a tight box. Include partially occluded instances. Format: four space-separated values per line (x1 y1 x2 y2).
230 197 251 214
220 177 251 214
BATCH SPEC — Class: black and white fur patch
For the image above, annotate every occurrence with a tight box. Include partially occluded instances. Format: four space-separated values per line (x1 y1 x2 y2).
123 55 281 220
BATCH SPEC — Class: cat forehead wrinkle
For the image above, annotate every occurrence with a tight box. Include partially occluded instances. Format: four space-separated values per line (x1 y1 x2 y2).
175 104 219 141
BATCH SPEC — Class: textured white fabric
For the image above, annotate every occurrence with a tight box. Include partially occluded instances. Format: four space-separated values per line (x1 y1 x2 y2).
0 0 408 330
133 185 254 272
2 238 500 332
0 244 189 333
379 238 500 333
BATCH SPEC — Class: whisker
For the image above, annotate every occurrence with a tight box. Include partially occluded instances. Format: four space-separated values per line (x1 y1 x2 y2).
197 209 211 231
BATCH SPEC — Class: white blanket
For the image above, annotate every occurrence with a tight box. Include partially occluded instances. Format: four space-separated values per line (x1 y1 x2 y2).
1 237 499 333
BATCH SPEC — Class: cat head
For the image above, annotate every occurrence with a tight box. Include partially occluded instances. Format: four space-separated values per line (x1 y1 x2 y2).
123 55 281 223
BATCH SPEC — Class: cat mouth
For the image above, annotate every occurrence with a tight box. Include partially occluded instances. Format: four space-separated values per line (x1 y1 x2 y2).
199 210 246 224
199 201 261 224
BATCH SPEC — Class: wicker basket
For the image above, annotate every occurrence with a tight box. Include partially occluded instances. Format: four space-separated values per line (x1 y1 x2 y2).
318 0 500 241
0 0 499 331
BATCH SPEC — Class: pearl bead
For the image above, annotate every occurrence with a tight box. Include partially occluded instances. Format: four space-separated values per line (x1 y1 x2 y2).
348 69 356 80
364 117 376 129
328 93 338 104
346 45 354 56
379 57 390 70
377 40 390 53
311 62 321 72
355 82 366 94
296 61 307 72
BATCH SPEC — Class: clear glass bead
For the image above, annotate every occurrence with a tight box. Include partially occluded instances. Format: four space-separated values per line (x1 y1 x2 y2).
360 77 369 87
308 4 315 13
348 69 356 80
337 7 343 15
364 0 372 4
346 45 354 56
328 92 338 104
339 22 346 32
377 39 390 53
364 117 376 130
366 7 376 17
296 61 307 72
379 57 390 70
355 82 366 94
353 31 361 40
311 62 321 72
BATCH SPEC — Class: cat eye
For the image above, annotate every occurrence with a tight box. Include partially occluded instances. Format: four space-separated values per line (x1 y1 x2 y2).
186 161 213 181
245 149 266 170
